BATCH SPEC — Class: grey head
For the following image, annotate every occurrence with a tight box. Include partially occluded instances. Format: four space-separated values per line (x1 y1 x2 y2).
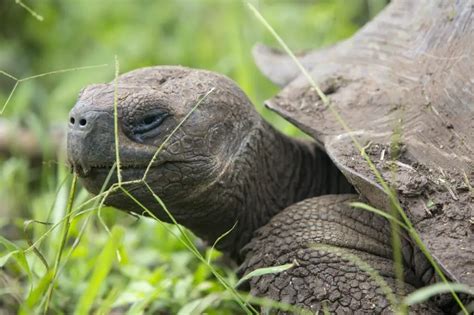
68 66 258 227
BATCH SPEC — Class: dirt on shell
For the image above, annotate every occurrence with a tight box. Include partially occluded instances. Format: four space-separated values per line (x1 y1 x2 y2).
336 139 473 286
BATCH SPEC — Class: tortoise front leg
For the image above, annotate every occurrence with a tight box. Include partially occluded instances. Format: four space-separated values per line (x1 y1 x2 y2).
238 195 442 314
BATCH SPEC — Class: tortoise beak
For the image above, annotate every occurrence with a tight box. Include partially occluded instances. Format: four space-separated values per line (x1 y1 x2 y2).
67 156 91 177
67 107 115 178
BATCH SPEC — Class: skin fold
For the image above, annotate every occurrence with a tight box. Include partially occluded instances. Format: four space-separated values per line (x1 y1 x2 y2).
67 66 446 314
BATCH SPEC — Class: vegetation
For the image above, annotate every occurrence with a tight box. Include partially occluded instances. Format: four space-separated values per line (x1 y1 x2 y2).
0 1 410 314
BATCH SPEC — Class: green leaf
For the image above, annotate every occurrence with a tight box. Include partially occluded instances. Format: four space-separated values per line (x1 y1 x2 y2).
20 270 54 315
0 235 31 281
0 250 18 267
94 285 122 315
207 220 237 264
0 235 21 267
125 285 162 315
0 235 19 251
349 202 408 230
426 200 435 209
403 282 474 306
235 262 295 288
177 293 221 315
74 225 125 315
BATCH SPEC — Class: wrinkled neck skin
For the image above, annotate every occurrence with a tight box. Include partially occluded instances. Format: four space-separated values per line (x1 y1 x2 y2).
176 120 353 261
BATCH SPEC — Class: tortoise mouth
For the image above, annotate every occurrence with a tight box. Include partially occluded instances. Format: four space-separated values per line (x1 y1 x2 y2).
72 162 150 195
69 161 149 178
70 158 204 179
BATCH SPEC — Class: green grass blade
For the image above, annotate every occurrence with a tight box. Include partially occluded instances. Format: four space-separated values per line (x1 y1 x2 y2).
238 294 311 315
0 239 33 290
177 293 221 315
18 64 109 82
125 287 161 315
350 202 408 230
74 225 125 315
0 239 32 293
121 185 257 314
246 3 328 105
44 175 78 312
113 55 122 184
24 219 52 271
0 69 18 80
97 162 118 235
235 262 294 288
0 81 18 114
0 250 18 267
1 64 107 114
322 301 330 315
94 285 123 315
14 0 44 21
20 270 54 315
403 282 474 306
62 163 118 274
0 236 26 268
207 220 238 264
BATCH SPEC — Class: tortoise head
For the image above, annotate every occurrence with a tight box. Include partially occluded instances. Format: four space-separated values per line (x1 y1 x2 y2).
67 66 259 222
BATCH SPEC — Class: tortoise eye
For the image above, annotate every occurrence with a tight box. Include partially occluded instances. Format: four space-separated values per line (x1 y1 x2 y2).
132 112 169 136
143 115 158 125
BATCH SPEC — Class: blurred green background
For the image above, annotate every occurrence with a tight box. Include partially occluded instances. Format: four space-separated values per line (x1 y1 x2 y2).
0 0 386 313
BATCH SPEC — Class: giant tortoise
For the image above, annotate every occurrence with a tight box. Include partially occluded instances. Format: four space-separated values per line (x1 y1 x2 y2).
66 0 473 313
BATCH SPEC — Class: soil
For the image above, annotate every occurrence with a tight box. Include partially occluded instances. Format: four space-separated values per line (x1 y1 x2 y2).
323 134 474 286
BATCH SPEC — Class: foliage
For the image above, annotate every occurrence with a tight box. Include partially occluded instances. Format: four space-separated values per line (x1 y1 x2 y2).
0 0 386 313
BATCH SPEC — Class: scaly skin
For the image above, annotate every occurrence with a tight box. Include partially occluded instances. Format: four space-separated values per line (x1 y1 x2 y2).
67 66 442 313
205 119 354 259
239 195 441 314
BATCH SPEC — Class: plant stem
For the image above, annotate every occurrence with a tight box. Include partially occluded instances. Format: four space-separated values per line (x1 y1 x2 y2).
43 175 77 314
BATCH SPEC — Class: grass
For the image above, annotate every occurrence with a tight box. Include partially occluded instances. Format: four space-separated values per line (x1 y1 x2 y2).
4 0 470 314
43 174 77 312
0 65 108 114
13 0 44 22
74 225 125 315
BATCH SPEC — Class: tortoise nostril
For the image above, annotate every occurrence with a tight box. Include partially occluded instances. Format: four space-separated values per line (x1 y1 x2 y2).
79 118 87 126
70 117 75 125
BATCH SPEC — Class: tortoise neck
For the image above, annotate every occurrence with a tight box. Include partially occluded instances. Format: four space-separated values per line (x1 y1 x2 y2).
214 120 353 260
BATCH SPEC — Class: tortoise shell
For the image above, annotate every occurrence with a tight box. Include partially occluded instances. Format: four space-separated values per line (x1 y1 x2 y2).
254 0 473 286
